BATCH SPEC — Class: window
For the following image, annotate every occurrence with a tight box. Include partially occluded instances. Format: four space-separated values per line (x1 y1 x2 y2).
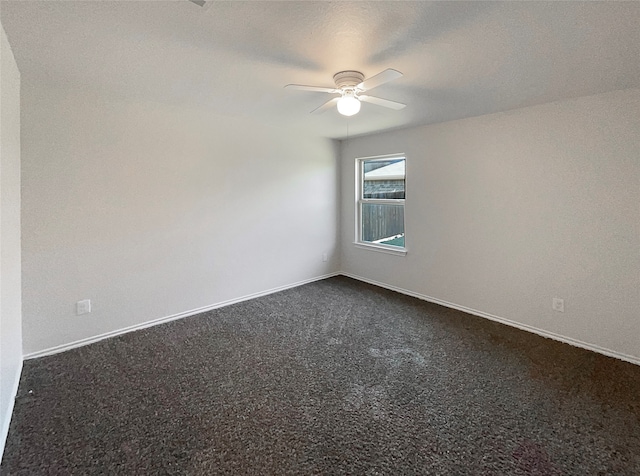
356 155 406 254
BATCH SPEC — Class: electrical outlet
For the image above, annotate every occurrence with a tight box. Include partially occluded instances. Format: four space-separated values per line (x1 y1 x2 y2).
552 298 564 313
76 299 92 315
322 252 328 262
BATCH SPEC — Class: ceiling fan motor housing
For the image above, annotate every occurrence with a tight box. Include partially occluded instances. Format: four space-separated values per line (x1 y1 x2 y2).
333 71 365 91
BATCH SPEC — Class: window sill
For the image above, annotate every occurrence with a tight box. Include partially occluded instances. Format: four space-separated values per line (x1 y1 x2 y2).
353 242 407 256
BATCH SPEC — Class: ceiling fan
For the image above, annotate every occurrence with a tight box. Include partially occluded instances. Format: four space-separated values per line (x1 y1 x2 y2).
285 69 406 116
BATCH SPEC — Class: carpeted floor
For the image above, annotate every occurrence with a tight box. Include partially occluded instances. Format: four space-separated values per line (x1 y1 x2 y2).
2 276 639 475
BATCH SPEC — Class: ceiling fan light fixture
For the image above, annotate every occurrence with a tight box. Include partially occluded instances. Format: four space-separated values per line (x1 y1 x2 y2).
337 94 361 116
285 69 405 116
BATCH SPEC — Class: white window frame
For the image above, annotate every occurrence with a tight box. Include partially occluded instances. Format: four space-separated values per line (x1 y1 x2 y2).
354 154 407 256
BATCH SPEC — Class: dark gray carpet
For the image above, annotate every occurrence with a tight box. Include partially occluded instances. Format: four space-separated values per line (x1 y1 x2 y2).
2 276 639 475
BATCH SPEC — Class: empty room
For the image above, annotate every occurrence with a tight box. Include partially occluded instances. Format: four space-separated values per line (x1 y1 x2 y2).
1 1 639 474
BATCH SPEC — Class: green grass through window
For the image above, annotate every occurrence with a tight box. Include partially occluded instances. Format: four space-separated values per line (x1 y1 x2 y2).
378 235 405 247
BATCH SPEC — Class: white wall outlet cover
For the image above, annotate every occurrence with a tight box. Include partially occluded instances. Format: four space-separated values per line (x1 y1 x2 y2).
76 299 92 315
552 298 564 313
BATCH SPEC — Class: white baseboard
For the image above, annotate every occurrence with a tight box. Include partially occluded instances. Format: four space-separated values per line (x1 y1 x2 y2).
0 357 23 461
341 272 640 367
22 271 640 367
24 272 340 360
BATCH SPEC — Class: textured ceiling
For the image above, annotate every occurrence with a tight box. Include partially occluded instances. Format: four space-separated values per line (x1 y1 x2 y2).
2 1 639 139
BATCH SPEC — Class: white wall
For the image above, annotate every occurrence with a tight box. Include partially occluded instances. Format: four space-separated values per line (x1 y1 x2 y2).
0 23 23 456
341 88 640 362
21 82 339 355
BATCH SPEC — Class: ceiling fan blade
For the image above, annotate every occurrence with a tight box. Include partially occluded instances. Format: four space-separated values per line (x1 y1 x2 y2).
285 84 339 94
311 97 340 114
357 69 403 91
359 95 406 110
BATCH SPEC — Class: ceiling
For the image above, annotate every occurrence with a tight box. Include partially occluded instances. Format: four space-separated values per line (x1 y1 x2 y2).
2 1 639 139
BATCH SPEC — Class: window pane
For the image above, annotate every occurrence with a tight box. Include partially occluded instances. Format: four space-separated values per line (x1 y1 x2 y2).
361 203 404 247
363 159 405 199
